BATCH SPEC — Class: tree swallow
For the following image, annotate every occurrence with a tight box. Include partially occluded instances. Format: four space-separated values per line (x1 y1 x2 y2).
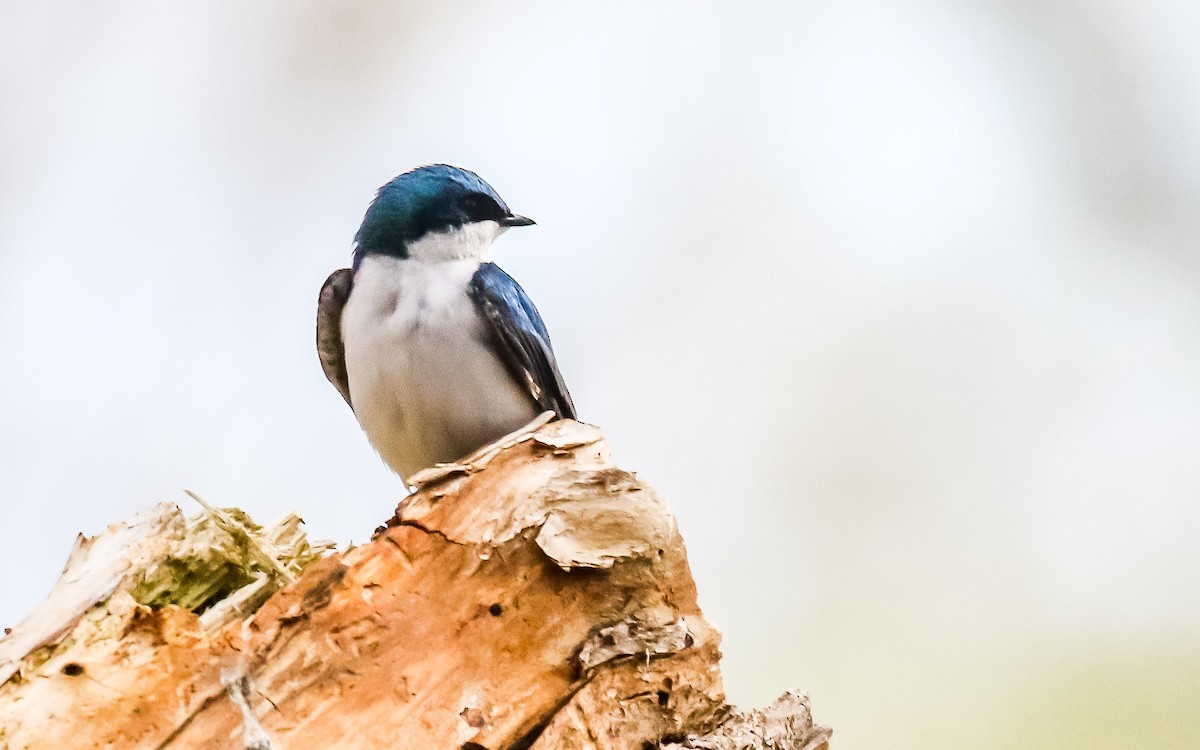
316 165 576 483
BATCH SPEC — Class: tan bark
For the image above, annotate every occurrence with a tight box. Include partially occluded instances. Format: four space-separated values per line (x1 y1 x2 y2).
0 420 830 750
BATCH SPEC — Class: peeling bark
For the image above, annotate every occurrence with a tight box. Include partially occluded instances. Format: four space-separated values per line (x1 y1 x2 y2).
0 420 829 750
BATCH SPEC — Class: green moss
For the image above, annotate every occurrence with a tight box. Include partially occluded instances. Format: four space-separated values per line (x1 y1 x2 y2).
128 497 333 623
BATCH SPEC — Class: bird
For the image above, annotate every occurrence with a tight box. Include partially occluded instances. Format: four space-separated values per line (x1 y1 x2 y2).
316 165 576 484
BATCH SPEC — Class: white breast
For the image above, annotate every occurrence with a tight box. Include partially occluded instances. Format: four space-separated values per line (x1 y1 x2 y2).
340 252 540 482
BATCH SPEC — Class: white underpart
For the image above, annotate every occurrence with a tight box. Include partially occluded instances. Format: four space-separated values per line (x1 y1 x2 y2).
404 219 505 262
340 221 539 482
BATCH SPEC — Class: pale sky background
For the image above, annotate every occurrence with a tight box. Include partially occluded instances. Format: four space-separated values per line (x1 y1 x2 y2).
2 2 1199 748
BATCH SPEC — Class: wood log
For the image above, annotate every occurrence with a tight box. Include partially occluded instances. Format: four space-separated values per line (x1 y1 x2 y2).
0 420 830 750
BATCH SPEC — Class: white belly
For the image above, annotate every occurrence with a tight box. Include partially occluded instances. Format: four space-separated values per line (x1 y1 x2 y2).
340 255 539 481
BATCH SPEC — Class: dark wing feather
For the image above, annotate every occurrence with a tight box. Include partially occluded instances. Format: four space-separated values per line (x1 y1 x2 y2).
316 268 354 408
468 262 576 420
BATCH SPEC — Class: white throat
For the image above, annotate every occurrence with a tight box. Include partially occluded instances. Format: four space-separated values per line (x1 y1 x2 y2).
404 220 503 263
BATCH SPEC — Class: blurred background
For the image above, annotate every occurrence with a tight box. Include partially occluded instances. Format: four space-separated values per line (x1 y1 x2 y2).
2 1 1198 747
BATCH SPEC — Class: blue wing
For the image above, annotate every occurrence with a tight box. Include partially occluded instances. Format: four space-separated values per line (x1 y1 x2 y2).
468 262 576 420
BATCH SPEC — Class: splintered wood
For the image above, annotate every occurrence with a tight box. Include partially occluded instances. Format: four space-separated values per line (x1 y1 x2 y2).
0 420 829 750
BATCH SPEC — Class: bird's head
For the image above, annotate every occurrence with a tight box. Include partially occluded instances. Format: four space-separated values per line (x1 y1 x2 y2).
353 165 534 265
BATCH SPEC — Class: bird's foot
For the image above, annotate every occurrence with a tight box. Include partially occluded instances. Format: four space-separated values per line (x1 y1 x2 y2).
406 411 557 489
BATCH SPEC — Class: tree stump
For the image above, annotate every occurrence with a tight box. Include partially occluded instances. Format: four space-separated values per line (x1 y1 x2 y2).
0 420 830 750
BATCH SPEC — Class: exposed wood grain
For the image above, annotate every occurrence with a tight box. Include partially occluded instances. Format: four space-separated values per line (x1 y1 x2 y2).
0 420 828 750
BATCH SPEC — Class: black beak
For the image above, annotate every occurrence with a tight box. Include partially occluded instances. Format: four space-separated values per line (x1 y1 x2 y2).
499 213 536 227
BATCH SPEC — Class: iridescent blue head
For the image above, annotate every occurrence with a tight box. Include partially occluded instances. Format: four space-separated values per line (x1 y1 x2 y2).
353 165 533 265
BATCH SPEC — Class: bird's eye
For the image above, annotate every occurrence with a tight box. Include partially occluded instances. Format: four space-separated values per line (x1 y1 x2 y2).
462 192 502 221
